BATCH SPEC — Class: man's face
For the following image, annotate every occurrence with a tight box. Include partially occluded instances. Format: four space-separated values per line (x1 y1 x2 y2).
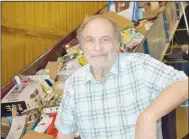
82 18 119 70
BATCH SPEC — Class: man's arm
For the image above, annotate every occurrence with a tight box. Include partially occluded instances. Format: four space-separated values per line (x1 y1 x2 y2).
142 79 188 120
56 132 75 139
135 79 188 139
134 54 188 139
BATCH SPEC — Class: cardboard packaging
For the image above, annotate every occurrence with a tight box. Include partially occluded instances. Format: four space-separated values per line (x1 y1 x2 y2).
159 2 167 7
107 2 135 21
1 118 10 137
1 82 45 116
144 2 160 19
135 19 154 36
34 115 53 133
43 93 62 109
103 11 134 30
45 61 63 81
120 27 144 51
52 76 65 94
138 2 147 8
135 25 148 36
100 6 108 14
41 80 53 94
6 115 27 139
45 113 58 137
21 130 54 139
139 2 165 8
43 106 59 114
21 108 41 130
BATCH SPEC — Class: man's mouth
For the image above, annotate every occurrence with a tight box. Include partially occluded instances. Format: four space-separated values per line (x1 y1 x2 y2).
91 54 107 57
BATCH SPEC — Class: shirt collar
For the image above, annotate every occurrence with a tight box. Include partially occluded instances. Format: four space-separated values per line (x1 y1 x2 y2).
85 64 95 83
85 54 119 84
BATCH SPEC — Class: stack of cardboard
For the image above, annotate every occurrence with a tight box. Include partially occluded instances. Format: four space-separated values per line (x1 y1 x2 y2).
1 40 84 139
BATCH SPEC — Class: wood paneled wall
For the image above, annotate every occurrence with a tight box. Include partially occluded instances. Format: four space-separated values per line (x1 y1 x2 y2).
1 2 107 87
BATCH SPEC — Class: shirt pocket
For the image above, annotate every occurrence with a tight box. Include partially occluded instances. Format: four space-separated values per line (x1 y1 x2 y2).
119 86 150 126
75 106 104 138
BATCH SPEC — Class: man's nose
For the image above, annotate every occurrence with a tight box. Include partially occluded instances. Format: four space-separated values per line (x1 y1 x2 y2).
95 41 103 51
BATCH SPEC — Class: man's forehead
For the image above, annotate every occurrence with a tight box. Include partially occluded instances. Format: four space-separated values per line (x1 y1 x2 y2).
84 35 113 39
83 18 115 38
83 17 114 31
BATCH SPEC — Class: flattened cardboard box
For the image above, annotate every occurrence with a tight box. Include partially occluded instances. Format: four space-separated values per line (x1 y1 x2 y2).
143 2 160 19
135 25 148 36
52 76 65 94
6 115 27 139
21 130 54 139
45 61 63 80
103 11 134 30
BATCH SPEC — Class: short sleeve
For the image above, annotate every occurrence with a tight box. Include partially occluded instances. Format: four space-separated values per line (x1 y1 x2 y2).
55 79 78 134
143 54 188 97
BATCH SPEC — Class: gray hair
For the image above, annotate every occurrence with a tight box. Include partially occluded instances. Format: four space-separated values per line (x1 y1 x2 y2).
76 14 122 46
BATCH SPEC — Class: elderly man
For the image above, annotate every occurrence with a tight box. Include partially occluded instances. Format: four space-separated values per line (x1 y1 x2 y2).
55 15 188 139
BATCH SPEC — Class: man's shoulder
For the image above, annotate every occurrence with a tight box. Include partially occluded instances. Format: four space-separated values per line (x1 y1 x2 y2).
119 52 150 65
73 64 88 77
120 52 149 58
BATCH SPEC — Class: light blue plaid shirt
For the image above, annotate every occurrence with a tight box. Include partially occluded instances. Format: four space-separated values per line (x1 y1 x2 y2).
55 53 187 139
